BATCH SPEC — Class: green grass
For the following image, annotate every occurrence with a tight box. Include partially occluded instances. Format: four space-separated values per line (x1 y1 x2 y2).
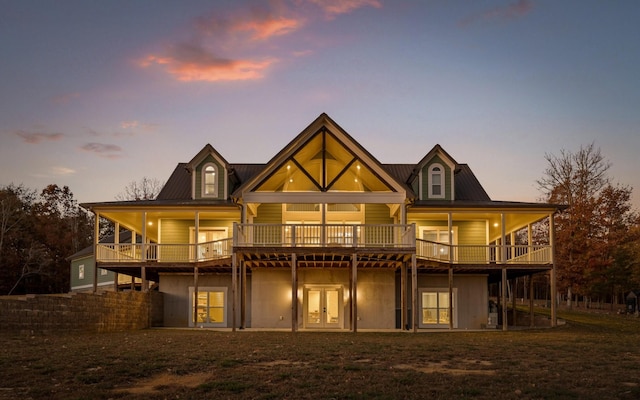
1 308 640 399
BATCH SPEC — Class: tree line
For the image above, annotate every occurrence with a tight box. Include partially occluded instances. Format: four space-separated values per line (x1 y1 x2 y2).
0 177 162 295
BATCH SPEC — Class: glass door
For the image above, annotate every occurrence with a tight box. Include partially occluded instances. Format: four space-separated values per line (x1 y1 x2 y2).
304 286 342 328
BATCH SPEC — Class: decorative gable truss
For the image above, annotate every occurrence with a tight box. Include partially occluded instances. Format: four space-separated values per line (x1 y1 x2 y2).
234 113 408 206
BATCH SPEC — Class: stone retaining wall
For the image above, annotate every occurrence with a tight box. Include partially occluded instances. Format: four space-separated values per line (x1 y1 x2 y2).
0 291 163 335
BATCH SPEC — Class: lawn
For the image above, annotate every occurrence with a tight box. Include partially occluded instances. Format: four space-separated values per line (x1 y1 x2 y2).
1 308 640 399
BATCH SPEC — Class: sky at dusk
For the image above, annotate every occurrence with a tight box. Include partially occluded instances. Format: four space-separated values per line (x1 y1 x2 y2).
1 0 639 209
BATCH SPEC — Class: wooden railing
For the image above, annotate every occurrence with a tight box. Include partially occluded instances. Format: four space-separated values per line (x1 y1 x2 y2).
416 239 552 264
96 238 233 263
233 223 416 248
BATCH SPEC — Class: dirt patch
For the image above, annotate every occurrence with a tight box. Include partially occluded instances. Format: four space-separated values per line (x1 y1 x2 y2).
393 359 496 376
255 360 308 367
114 372 212 394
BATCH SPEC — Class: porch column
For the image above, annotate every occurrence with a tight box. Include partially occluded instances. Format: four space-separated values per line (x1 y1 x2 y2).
352 254 358 333
114 223 119 292
130 232 136 290
195 211 199 261
448 213 453 330
232 253 237 332
501 268 508 331
401 263 407 330
550 212 557 327
193 266 199 326
527 224 533 263
241 260 246 329
93 212 100 293
529 274 535 327
291 253 298 332
141 212 147 292
512 278 517 327
500 213 506 262
411 253 417 333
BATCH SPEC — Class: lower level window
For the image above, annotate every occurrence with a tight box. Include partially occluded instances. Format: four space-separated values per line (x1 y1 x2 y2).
420 288 456 328
189 287 227 327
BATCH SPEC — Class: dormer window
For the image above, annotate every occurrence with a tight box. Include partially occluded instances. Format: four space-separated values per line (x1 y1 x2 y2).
429 164 445 199
202 163 217 197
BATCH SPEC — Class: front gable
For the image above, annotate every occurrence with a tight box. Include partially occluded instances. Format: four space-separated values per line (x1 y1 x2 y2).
234 113 407 204
187 144 230 200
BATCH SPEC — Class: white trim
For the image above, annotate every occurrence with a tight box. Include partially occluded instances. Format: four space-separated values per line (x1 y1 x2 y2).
428 163 445 199
303 284 344 329
201 162 218 198
418 287 458 328
71 281 114 291
189 286 228 328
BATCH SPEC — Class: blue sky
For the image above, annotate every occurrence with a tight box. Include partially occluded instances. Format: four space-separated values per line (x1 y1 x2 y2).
1 0 639 209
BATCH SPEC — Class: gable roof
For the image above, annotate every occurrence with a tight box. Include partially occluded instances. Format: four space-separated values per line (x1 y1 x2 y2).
231 113 409 199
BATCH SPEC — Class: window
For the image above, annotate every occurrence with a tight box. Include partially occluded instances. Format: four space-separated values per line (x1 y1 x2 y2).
189 287 227 327
78 264 85 280
420 226 458 261
420 288 457 328
428 164 445 199
202 163 217 197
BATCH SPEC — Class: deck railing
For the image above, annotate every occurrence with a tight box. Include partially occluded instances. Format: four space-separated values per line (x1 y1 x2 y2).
95 226 551 265
233 223 416 248
96 238 233 263
416 239 552 264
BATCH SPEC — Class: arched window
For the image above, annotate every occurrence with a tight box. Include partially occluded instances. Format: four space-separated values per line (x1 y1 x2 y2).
202 164 217 197
429 164 445 198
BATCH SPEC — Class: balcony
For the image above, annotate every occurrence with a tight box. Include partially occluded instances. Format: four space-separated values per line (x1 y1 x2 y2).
94 224 551 266
416 239 552 265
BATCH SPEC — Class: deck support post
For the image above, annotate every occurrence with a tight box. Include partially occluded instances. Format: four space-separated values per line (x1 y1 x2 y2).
241 260 246 329
232 253 237 332
411 253 417 333
193 266 199 326
529 274 535 327
502 268 508 331
352 254 358 333
141 212 147 292
291 253 298 332
512 278 517 326
448 265 454 330
401 262 407 330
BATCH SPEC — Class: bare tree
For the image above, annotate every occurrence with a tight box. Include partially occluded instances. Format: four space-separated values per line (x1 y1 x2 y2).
115 177 164 201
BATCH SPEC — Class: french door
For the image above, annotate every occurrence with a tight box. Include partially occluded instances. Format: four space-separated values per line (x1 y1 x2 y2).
304 286 343 328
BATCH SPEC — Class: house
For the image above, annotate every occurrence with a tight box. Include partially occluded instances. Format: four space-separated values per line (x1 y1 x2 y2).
69 231 144 292
80 113 561 331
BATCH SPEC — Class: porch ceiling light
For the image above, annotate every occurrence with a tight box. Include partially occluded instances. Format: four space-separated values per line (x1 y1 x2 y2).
493 223 499 227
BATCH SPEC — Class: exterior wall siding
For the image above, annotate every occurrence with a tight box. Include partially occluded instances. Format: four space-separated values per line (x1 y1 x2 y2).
70 254 115 292
410 219 486 245
364 204 393 224
254 203 283 223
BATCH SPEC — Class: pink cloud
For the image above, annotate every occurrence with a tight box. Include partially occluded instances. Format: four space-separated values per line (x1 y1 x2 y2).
15 130 64 144
234 16 302 40
459 0 534 27
308 0 382 17
138 42 276 82
80 142 124 159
